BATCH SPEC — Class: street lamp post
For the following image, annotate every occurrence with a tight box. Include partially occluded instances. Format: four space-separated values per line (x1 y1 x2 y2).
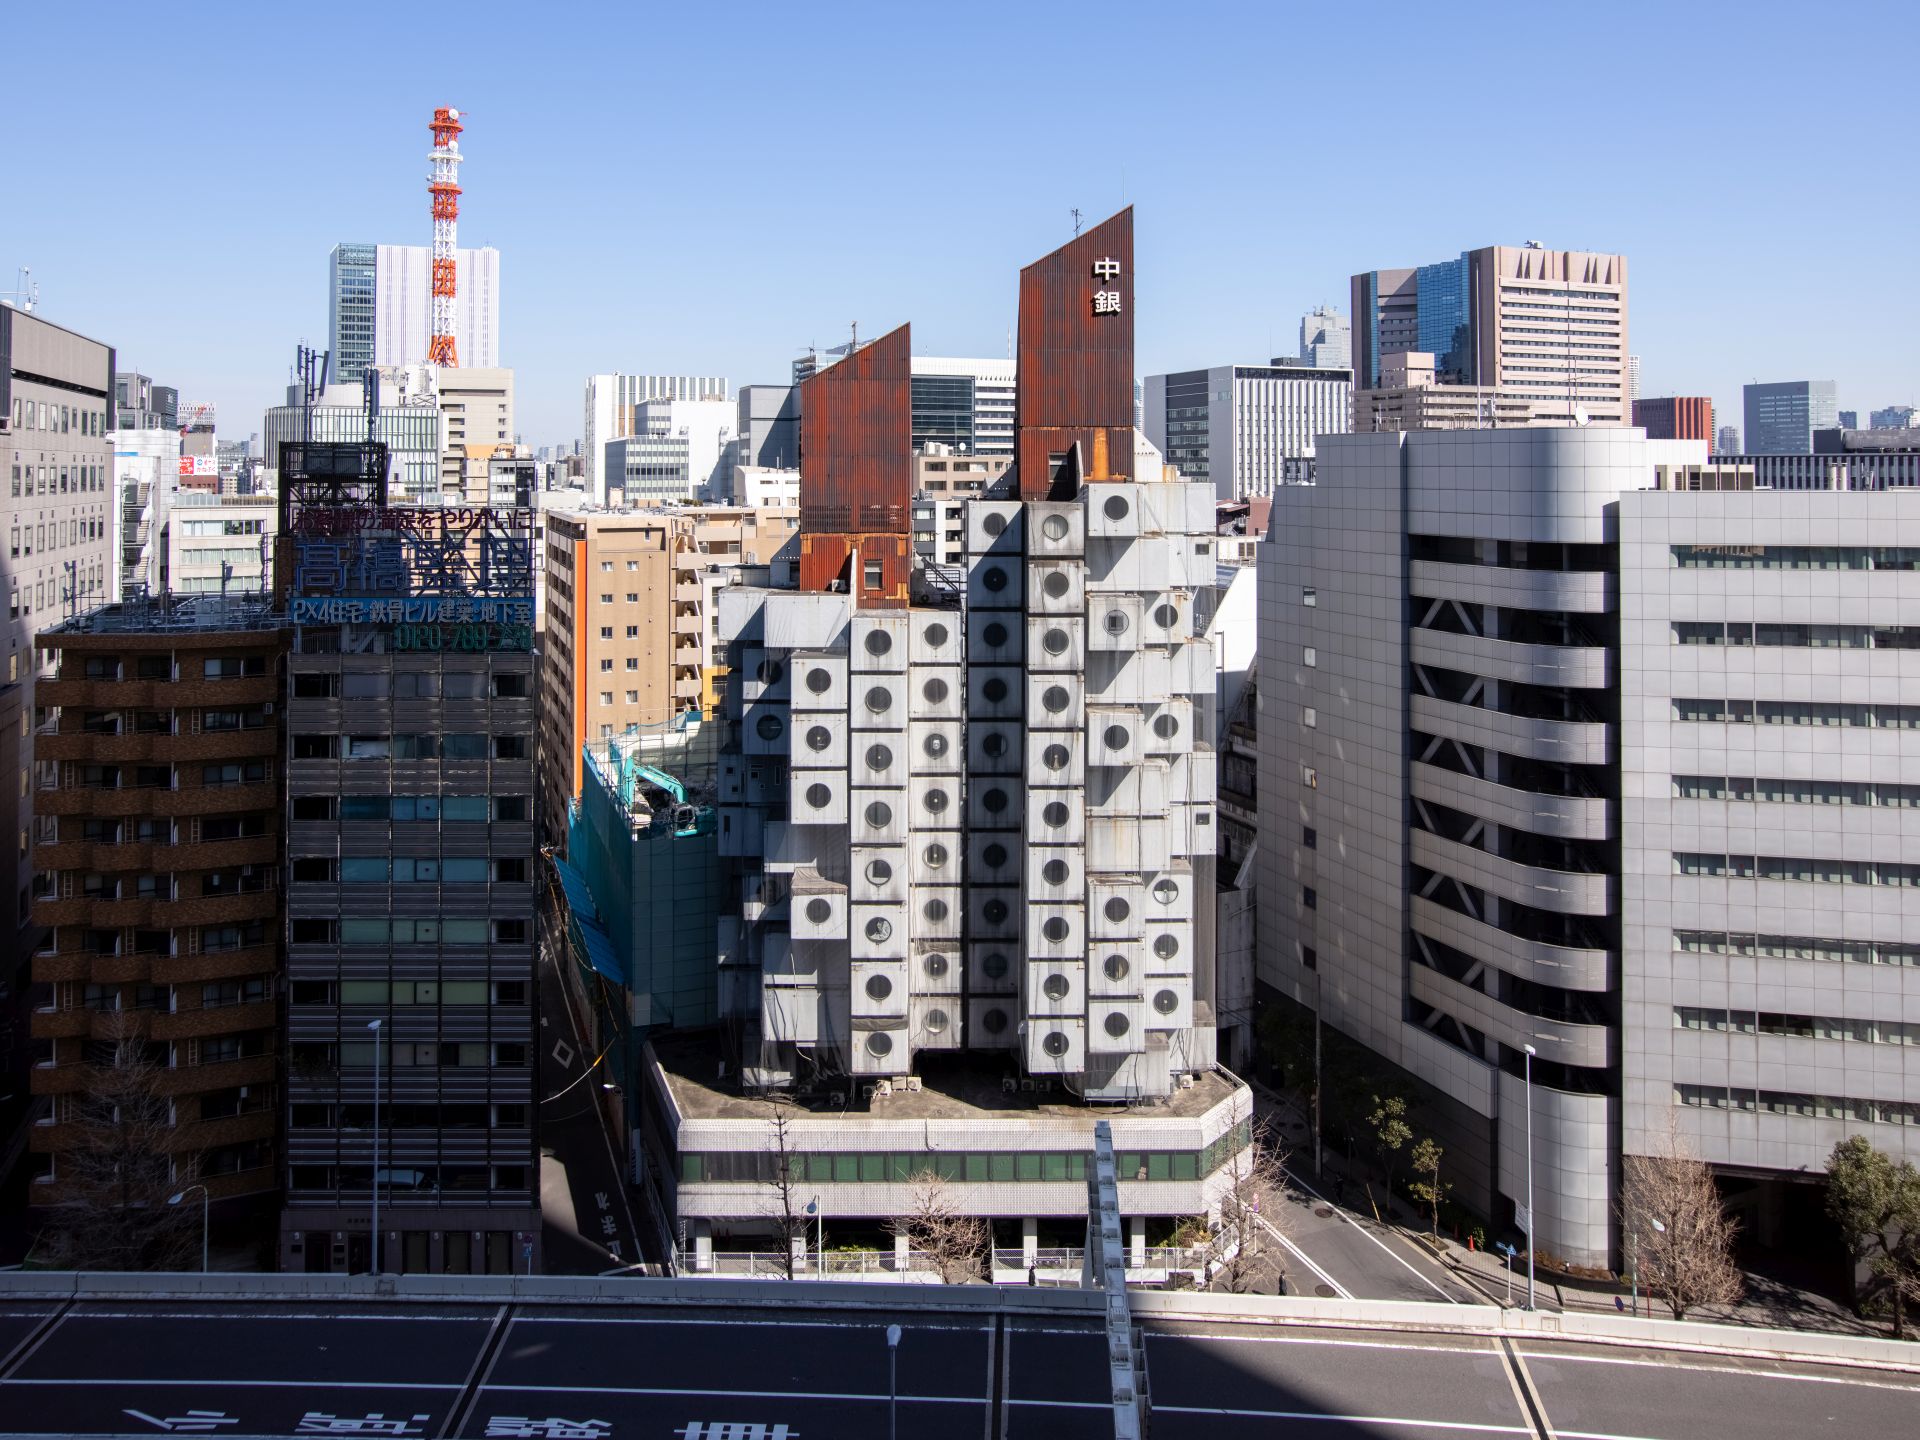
1522 1043 1537 1311
886 1324 901 1440
368 1019 383 1276
168 1183 209 1273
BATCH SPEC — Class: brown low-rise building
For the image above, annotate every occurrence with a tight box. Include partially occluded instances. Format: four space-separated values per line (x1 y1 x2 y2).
29 597 289 1210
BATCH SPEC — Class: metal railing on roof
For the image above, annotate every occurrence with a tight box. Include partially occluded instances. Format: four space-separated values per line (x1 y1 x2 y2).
44 592 286 636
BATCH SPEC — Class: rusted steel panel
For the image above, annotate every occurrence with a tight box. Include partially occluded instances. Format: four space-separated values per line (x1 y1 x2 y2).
799 322 913 536
1016 208 1135 495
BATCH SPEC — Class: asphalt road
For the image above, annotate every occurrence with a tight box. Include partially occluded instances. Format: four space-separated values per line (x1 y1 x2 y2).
1 1297 1914 1440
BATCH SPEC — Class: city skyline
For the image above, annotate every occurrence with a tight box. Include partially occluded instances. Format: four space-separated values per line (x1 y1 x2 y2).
4 2 1914 447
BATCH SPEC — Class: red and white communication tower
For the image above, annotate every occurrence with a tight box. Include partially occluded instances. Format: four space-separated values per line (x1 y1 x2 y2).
425 106 464 368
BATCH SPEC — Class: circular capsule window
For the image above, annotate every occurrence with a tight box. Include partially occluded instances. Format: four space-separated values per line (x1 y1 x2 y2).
982 1007 1009 1034
983 899 1009 925
756 658 783 684
924 953 950 979
805 783 833 810
1152 878 1179 906
865 744 893 772
864 685 893 714
1104 897 1131 923
865 973 893 1000
923 898 950 923
1042 1030 1071 1057
756 714 784 741
981 565 1008 592
1043 743 1070 771
865 858 893 887
982 731 1008 757
1042 801 1070 829
983 678 1009 704
1042 513 1070 542
923 622 949 649
1103 609 1130 636
865 917 893 944
1153 989 1179 1016
805 899 833 924
1104 1012 1131 1038
923 842 949 869
1042 859 1070 885
922 731 949 758
1152 712 1181 740
1043 628 1071 656
983 842 1009 867
864 801 893 830
804 725 833 753
867 1032 894 1057
1103 494 1130 521
1103 953 1130 981
864 629 893 657
1042 973 1070 1001
922 677 949 704
1042 918 1070 944
1043 571 1071 600
1104 725 1129 752
981 787 1009 814
983 621 1009 647
1043 685 1071 714
983 512 1007 537
982 951 1010 979
924 788 950 814
1153 602 1180 630
925 1008 950 1034
805 667 833 695
1153 933 1180 960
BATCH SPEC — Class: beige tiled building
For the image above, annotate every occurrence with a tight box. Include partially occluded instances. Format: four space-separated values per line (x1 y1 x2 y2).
538 505 798 844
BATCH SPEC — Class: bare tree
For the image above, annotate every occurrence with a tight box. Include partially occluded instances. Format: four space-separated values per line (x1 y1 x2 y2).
889 1171 991 1284
41 1019 198 1272
759 1104 809 1279
1619 1118 1742 1320
1204 1118 1289 1293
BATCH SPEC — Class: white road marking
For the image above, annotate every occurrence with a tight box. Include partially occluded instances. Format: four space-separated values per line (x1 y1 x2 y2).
1152 1407 1530 1431
551 1038 575 1068
516 1316 989 1333
1284 1166 1465 1304
1147 1329 1494 1356
482 1384 985 1405
1 1379 458 1390
1259 1214 1356 1300
1515 1350 1920 1391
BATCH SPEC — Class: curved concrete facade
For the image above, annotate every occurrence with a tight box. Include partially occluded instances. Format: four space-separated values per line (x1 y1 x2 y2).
1259 429 1646 1269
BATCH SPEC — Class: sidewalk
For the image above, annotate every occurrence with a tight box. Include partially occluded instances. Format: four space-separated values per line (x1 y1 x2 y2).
1250 1075 1890 1337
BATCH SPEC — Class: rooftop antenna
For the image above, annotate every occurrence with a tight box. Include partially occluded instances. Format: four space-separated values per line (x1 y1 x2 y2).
1 267 38 313
1071 208 1083 238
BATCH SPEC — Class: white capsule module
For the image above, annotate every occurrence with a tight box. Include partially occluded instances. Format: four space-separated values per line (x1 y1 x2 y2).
789 652 850 712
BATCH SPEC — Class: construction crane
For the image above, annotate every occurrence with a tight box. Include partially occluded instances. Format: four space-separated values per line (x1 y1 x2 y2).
425 107 464 367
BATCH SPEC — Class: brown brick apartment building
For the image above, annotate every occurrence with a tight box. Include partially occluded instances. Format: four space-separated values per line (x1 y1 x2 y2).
29 599 289 1211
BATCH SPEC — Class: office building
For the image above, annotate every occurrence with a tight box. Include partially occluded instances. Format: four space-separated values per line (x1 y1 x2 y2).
909 356 1017 457
261 378 441 503
666 210 1248 1266
1353 246 1631 425
1839 411 1859 431
328 244 378 383
1259 427 1642 1268
1634 396 1714 444
1717 424 1741 457
114 373 177 432
1722 431 1920 491
372 244 501 372
1298 306 1350 370
735 467 800 509
1744 380 1838 455
111 429 181 600
1143 363 1350 499
30 598 289 1215
1352 352 1534 433
602 398 734 506
538 505 800 845
1619 487 1920 1239
436 368 515 502
165 494 277 595
583 375 728 502
736 385 799 474
277 441 540 1275
1627 355 1641 404
1871 405 1916 431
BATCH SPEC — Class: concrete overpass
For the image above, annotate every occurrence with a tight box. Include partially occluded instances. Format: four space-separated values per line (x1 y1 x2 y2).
0 1273 1914 1439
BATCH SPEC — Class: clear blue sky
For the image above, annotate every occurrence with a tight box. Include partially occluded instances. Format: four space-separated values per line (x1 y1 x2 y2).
5 0 1913 447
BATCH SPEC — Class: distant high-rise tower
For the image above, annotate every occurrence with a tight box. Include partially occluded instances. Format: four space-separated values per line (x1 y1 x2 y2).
1716 424 1740 456
1298 305 1351 370
328 244 377 382
1839 410 1859 430
1634 396 1714 444
1743 380 1837 454
1627 355 1641 404
426 108 464 367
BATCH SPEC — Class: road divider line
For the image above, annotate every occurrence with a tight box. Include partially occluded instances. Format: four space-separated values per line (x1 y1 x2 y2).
481 1383 987 1405
0 1378 460 1389
1284 1166 1467 1304
1499 1336 1558 1440
438 1301 514 1440
1259 1215 1355 1300
1515 1350 1920 1392
1153 1405 1531 1431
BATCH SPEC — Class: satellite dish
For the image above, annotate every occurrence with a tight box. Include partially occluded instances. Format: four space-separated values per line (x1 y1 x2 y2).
1573 406 1591 427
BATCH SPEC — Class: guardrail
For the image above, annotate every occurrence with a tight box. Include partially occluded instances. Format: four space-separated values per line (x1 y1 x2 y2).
2 1271 1915 1372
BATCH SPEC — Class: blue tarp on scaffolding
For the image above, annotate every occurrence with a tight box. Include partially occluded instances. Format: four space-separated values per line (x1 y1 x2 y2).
554 855 625 987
